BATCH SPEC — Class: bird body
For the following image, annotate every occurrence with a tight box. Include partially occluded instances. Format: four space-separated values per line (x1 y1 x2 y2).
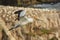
9 17 33 30
9 10 33 30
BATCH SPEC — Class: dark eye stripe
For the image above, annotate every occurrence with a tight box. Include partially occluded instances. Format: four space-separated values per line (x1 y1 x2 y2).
14 10 23 14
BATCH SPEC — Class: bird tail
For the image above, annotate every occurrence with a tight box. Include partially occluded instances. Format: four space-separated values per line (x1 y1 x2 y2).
9 24 20 31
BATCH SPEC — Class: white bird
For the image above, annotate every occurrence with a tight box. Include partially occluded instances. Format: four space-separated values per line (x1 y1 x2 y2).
9 10 33 31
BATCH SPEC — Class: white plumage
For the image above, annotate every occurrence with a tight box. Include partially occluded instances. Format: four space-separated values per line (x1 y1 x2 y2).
20 10 26 17
9 10 33 30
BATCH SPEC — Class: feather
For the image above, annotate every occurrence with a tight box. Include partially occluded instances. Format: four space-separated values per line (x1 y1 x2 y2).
20 10 26 17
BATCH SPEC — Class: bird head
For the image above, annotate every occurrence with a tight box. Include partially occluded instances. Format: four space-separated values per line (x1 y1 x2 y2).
14 10 23 14
14 10 26 21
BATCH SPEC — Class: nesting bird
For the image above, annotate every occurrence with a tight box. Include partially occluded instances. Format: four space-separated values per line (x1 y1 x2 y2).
9 10 33 31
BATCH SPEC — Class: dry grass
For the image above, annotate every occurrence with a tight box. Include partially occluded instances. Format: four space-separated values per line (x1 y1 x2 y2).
0 5 60 40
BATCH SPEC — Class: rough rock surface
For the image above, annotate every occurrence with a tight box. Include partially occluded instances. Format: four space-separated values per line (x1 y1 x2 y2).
0 5 60 40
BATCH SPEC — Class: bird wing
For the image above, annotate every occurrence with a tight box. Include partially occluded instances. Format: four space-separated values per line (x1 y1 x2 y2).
20 10 26 17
